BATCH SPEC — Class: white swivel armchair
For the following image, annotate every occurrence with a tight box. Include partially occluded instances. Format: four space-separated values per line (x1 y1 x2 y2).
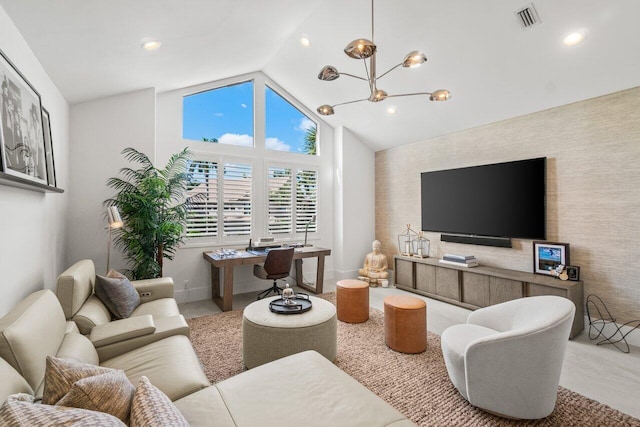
441 295 576 419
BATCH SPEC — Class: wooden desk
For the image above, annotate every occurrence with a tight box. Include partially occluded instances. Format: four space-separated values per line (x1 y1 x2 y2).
202 247 332 312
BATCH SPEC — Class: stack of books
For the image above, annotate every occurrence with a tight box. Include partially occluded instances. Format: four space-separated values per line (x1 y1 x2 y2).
439 254 479 267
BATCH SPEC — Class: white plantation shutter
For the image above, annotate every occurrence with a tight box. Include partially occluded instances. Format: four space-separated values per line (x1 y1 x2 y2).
268 167 293 234
223 162 252 236
186 160 218 237
295 169 318 233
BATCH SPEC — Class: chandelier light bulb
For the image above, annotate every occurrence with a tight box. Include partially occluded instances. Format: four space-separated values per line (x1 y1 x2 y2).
429 89 451 101
369 89 388 102
317 104 335 115
344 38 376 59
318 66 340 81
402 51 427 68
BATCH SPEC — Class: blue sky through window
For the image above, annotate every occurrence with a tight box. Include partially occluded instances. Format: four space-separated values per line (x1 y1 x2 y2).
182 81 316 154
183 81 254 146
265 86 316 154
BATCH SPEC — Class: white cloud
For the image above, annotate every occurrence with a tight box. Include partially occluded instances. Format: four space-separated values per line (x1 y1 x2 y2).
241 103 247 109
296 117 315 132
218 133 253 147
213 112 224 117
266 137 291 152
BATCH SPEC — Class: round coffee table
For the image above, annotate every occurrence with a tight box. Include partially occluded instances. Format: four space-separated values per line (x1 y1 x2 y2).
242 295 337 369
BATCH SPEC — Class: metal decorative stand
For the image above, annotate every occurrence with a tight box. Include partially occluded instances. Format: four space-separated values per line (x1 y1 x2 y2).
269 293 312 314
586 294 640 353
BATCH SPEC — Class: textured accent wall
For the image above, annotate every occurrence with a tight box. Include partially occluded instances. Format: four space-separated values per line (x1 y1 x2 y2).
375 86 640 323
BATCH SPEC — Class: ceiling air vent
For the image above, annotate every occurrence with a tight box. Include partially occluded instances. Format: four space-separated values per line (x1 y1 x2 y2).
515 3 541 29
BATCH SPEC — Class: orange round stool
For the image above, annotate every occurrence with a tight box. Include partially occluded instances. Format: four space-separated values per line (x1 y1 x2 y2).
336 279 370 323
384 295 427 353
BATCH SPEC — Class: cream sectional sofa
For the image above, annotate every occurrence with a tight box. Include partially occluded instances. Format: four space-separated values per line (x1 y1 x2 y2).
0 289 415 426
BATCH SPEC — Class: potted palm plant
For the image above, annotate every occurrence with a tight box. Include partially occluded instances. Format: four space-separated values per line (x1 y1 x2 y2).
104 147 198 279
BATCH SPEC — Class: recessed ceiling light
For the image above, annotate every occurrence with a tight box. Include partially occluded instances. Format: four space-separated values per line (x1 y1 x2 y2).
300 36 311 47
142 40 162 51
563 31 585 46
386 106 397 115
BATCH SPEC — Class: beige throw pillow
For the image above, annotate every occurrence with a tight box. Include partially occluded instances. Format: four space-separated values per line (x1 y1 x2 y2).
130 376 189 427
0 393 126 426
42 356 114 405
56 370 135 423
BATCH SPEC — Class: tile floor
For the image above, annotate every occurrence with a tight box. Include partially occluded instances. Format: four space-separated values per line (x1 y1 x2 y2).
179 279 640 419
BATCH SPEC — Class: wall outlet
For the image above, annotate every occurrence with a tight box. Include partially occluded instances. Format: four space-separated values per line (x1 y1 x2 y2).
140 292 151 297
183 280 190 289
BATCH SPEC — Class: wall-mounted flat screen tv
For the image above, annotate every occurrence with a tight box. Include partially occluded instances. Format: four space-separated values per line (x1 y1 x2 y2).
421 157 546 242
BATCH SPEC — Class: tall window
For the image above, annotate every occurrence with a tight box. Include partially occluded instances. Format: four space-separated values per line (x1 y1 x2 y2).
186 160 218 238
267 167 293 234
265 86 317 155
222 162 252 236
296 169 318 233
186 159 252 240
183 81 254 147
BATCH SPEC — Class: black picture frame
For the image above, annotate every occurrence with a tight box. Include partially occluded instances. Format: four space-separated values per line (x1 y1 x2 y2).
0 48 47 185
41 107 56 187
533 241 570 276
566 265 580 281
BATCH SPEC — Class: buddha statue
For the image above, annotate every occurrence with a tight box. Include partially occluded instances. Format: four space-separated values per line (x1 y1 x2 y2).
358 240 389 286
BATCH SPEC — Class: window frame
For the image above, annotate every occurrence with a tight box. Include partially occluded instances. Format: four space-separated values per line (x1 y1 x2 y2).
180 72 322 249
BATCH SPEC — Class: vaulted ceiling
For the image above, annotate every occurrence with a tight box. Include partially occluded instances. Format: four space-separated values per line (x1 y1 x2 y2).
2 0 639 151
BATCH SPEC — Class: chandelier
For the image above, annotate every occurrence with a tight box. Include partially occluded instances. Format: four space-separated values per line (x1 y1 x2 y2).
316 0 451 116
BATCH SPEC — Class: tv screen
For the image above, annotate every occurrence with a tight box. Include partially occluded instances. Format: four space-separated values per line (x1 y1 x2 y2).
421 157 546 239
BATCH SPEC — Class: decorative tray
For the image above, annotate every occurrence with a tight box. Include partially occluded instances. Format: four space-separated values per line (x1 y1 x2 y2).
269 294 312 314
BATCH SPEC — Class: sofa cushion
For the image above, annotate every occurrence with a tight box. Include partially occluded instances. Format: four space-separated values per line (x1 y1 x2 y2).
0 290 67 393
56 259 96 320
56 370 134 423
0 358 33 404
101 335 209 401
130 298 180 318
95 275 141 319
56 333 100 366
73 295 113 335
42 356 113 405
0 393 126 426
174 385 236 427
130 376 189 427
215 350 410 427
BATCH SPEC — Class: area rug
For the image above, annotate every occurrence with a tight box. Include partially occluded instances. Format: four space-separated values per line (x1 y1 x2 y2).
187 294 639 427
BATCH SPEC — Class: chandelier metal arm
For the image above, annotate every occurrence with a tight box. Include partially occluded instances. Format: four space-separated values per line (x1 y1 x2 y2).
386 92 433 98
363 59 374 93
376 63 402 80
333 97 370 108
339 72 368 81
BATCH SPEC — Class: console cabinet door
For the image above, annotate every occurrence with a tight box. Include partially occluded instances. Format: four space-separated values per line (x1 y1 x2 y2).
436 268 460 301
489 277 524 305
416 263 437 295
462 272 490 307
395 259 415 288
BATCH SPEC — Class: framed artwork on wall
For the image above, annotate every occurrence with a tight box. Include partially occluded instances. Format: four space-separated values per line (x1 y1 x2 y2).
42 107 56 187
533 241 570 276
0 48 47 185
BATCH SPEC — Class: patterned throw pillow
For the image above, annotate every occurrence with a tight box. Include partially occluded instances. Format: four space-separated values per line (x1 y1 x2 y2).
95 274 140 319
42 356 114 405
0 393 126 427
130 376 189 427
56 370 135 423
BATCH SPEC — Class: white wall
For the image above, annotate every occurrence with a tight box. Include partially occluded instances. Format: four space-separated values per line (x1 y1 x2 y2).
333 126 376 279
67 89 156 273
0 5 69 316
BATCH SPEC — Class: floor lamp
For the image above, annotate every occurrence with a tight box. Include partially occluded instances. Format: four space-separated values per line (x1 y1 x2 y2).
106 206 123 274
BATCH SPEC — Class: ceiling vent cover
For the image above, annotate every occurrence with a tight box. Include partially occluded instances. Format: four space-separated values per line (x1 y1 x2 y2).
515 3 541 29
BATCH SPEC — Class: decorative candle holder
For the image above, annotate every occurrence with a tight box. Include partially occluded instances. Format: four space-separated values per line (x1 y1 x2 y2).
412 232 430 258
397 224 418 256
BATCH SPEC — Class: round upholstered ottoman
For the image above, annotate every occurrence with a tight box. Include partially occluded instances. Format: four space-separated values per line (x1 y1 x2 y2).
242 296 337 369
336 279 369 323
384 295 427 354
